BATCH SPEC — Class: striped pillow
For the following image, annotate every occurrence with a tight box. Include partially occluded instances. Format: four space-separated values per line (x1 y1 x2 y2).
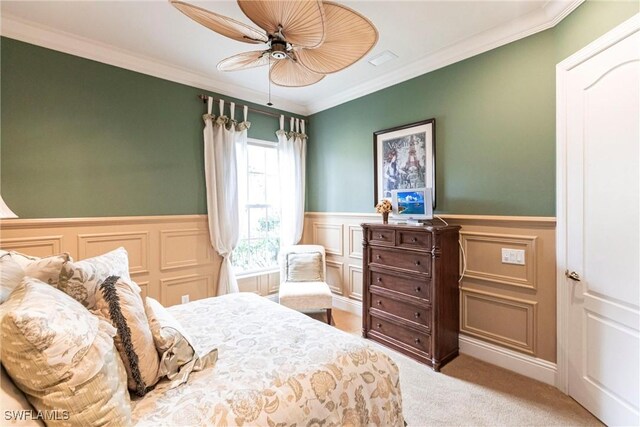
286 252 323 282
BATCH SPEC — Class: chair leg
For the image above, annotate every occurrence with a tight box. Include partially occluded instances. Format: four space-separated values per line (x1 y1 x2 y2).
326 308 332 325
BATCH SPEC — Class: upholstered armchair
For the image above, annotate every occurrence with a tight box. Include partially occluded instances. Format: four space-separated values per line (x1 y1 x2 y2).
278 245 333 324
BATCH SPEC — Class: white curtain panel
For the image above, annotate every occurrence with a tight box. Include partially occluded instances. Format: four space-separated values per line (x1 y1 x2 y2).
277 116 307 246
203 98 249 295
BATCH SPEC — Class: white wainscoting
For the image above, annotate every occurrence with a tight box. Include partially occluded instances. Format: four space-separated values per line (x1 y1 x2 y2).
0 215 219 307
302 211 558 384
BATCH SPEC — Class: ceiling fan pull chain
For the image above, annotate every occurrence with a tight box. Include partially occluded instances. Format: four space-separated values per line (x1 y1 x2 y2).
267 55 273 106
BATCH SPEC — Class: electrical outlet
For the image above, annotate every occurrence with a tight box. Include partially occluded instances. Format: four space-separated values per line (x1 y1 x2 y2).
181 295 190 304
501 248 525 265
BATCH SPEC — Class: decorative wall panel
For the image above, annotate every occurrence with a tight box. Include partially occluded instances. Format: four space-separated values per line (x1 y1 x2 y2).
460 231 537 290
461 288 537 354
160 229 212 271
78 231 149 276
160 274 210 307
312 223 344 256
325 260 344 295
0 235 62 257
348 265 363 301
348 225 363 259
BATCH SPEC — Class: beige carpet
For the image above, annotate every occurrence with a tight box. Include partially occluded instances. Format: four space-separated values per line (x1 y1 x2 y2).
312 309 601 426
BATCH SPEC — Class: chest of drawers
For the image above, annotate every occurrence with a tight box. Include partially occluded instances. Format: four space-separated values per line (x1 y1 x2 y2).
362 223 461 371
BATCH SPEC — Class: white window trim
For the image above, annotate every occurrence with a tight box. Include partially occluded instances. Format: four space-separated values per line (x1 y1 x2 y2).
233 138 281 275
248 137 278 148
236 267 280 280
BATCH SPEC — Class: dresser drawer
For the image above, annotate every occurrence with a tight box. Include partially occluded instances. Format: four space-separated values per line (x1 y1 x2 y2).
369 293 431 330
370 247 431 275
398 230 432 249
370 315 431 356
368 227 395 246
370 270 431 301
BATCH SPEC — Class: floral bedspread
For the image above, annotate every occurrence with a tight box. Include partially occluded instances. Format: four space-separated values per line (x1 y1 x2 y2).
131 293 403 426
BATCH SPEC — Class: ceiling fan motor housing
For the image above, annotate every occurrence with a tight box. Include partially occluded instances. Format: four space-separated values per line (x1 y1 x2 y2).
270 39 288 59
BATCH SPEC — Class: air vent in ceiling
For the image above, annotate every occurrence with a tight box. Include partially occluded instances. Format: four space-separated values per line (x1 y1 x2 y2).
368 50 398 66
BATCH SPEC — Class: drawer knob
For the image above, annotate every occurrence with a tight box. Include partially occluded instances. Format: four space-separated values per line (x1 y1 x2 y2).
412 237 418 243
377 277 382 282
376 255 381 260
415 287 421 292
414 312 420 318
414 338 421 344
377 300 382 306
414 260 421 266
379 234 384 239
376 323 382 328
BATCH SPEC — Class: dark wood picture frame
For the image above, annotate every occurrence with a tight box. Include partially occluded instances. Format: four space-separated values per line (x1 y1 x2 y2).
373 118 436 208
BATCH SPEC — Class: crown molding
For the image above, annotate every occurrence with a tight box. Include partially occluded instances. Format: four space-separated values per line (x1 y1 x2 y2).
305 0 584 114
0 14 310 116
1 1 583 117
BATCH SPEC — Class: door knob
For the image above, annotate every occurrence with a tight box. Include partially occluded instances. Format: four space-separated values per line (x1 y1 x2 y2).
566 270 581 282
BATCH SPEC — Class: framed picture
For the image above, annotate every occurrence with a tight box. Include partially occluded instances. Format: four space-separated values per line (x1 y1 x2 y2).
373 118 436 208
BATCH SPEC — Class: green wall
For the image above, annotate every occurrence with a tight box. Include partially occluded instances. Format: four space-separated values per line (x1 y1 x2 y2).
306 0 638 216
0 38 300 218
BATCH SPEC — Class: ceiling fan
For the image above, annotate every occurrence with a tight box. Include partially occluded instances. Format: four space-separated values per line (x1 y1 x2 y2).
170 0 378 88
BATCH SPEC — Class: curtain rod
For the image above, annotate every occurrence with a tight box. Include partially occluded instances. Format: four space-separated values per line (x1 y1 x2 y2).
197 94 301 122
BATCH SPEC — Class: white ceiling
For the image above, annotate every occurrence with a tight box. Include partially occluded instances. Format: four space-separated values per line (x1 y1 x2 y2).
1 0 582 115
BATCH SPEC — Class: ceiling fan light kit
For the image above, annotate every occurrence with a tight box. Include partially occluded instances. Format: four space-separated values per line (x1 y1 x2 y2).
171 0 378 89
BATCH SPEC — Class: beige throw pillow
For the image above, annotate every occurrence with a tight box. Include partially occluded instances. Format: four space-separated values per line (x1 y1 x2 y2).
145 297 217 388
2 251 70 289
287 252 323 282
0 254 25 303
1 277 131 426
58 247 137 309
93 276 159 396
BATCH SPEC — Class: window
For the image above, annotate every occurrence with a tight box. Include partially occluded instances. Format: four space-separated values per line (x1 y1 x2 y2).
233 140 280 274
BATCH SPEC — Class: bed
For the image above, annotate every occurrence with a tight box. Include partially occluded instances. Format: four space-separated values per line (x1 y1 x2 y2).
131 292 404 426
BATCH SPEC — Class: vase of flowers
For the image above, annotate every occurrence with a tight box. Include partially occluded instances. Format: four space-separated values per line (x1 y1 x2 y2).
375 199 392 224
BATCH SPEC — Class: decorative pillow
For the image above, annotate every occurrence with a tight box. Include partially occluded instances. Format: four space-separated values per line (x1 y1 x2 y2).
2 251 70 289
0 254 24 303
287 252 323 282
1 277 131 426
58 247 137 309
93 276 159 396
145 297 218 388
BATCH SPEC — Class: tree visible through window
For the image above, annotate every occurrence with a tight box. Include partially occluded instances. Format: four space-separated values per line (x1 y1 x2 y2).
233 140 280 274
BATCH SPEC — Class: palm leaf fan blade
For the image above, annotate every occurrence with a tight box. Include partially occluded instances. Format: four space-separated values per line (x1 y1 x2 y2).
270 58 325 87
295 1 378 74
237 0 325 48
218 51 270 71
171 0 268 44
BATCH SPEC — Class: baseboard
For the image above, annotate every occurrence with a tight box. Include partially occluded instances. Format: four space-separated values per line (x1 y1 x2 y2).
459 334 557 386
332 294 362 316
331 297 557 386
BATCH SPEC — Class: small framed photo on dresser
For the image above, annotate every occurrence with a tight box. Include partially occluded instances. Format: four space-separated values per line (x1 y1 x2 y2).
373 118 436 208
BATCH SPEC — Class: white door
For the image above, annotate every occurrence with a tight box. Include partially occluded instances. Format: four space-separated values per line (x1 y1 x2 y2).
560 19 639 426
